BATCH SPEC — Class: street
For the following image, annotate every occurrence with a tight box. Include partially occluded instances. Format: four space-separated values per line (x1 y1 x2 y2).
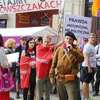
10 92 58 100
10 92 100 100
10 85 100 100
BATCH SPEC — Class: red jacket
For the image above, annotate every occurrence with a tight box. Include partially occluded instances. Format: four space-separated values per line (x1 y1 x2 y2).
36 44 53 79
20 55 34 88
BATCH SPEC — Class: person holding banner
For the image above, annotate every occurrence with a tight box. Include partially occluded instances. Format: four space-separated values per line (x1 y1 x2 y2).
20 37 36 100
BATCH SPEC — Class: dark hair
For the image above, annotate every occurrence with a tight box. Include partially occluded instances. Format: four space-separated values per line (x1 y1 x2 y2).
65 31 77 40
0 34 4 47
37 36 43 42
25 37 36 56
20 36 27 41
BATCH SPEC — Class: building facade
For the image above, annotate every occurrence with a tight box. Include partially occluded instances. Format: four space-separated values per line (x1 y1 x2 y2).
0 0 85 29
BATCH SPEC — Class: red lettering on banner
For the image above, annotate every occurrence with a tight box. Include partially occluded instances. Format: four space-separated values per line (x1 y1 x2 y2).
33 3 38 10
5 5 11 12
0 6 5 13
26 4 32 11
11 5 20 12
45 2 50 9
15 5 20 12
0 0 60 13
50 1 55 8
12 5 17 11
56 0 61 8
38 2 44 9
21 4 26 11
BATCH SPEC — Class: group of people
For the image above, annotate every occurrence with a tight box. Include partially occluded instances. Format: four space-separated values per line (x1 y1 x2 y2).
0 31 100 100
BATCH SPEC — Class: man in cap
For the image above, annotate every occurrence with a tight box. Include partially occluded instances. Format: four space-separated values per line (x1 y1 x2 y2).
80 33 97 100
49 31 84 100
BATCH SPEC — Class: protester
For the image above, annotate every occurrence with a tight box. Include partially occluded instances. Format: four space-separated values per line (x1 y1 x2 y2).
4 38 16 77
81 33 97 100
20 37 36 100
4 38 17 100
36 35 53 100
49 31 84 100
15 36 27 98
80 38 95 92
0 34 14 100
35 36 43 45
80 38 88 51
4 38 16 53
93 43 100 96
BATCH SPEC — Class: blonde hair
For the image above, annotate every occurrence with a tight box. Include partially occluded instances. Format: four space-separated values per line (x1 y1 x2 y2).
89 33 96 38
5 38 16 48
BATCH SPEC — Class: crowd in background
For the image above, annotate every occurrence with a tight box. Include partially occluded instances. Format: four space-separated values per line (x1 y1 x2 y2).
0 32 100 100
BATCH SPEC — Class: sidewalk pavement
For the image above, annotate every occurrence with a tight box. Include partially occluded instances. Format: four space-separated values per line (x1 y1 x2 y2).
10 92 58 100
10 83 100 100
10 91 100 100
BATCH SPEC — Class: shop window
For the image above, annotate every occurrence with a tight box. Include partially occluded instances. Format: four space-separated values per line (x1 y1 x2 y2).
41 14 49 26
32 18 39 26
0 19 7 28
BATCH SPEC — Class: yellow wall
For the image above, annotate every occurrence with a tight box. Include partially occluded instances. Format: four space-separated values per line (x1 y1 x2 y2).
92 0 100 16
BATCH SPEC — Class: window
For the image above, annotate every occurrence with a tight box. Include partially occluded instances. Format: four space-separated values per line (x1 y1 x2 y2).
85 0 93 17
41 15 49 25
0 19 7 28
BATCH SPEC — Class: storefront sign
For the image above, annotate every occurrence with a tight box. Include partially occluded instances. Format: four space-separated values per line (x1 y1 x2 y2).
0 0 61 14
64 15 92 38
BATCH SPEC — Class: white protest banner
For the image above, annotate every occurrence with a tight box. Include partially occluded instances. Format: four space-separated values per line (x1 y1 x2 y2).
6 52 19 63
64 15 92 38
0 0 61 14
